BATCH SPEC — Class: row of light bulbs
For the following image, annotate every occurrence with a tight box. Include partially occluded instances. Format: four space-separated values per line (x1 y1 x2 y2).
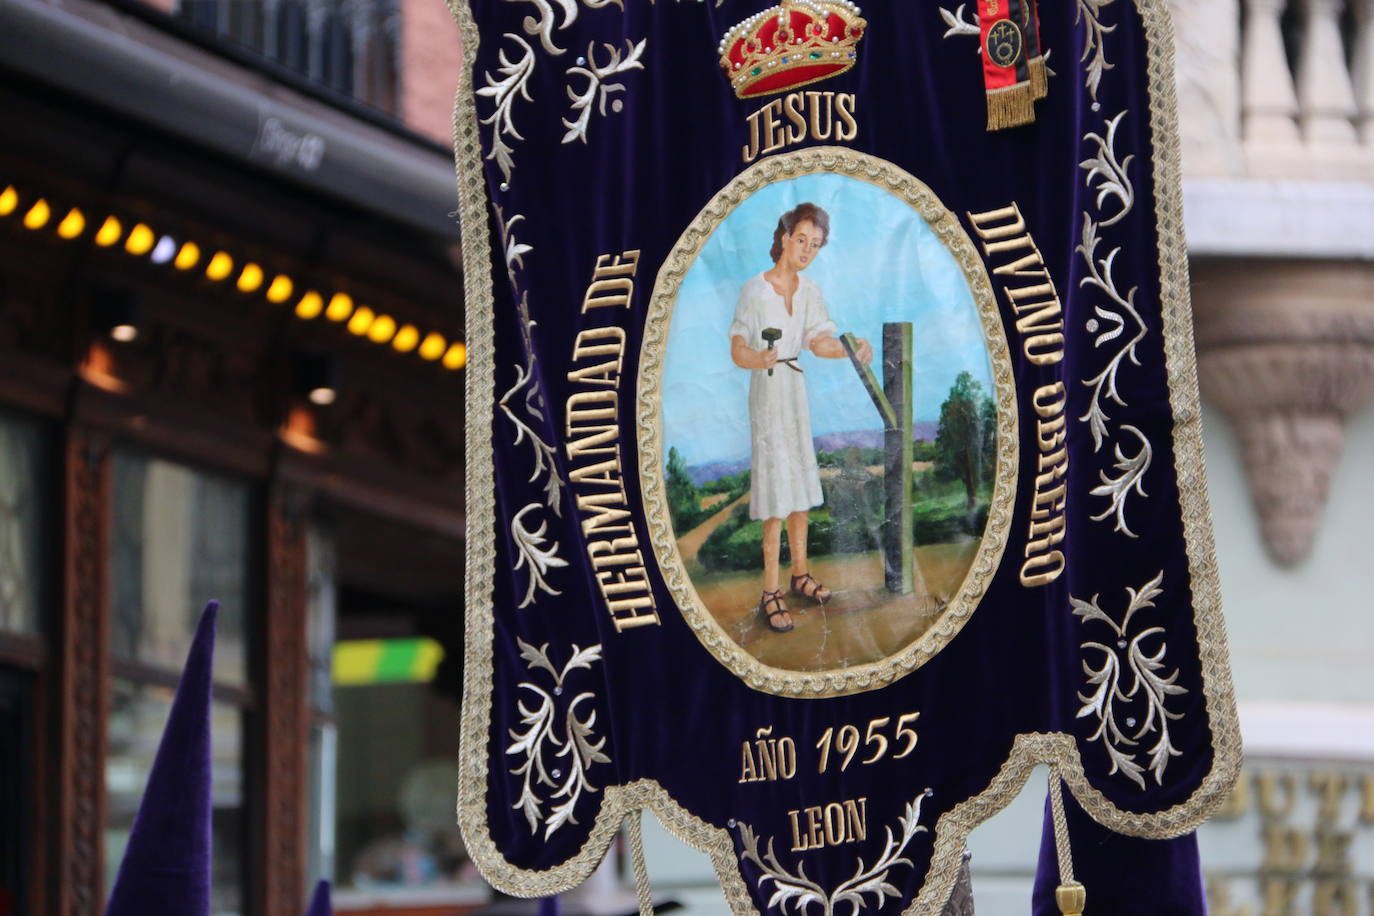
0 184 468 371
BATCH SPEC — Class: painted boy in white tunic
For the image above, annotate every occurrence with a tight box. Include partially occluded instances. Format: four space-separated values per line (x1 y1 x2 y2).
728 203 872 633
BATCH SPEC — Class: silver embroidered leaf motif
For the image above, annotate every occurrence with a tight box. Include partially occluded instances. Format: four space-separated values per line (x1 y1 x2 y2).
1076 0 1117 102
495 206 534 285
1080 110 1135 227
939 5 979 40
562 39 647 145
476 34 537 182
506 0 579 55
511 504 568 608
500 359 563 513
515 296 547 421
1077 215 1147 453
504 0 625 56
506 640 608 836
544 692 611 836
494 206 547 422
1089 424 1152 537
739 792 931 916
1073 572 1186 788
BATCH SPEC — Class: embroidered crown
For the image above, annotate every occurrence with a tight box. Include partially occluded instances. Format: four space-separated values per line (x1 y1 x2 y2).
718 0 867 100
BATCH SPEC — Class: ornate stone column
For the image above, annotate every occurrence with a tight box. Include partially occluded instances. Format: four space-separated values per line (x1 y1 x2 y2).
1352 0 1374 142
1168 0 1243 175
1296 0 1360 145
1194 260 1374 565
1242 0 1302 144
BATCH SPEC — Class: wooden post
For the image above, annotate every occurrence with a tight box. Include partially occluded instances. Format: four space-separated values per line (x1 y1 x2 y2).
842 324 914 594
882 323 914 594
53 426 110 916
257 484 310 916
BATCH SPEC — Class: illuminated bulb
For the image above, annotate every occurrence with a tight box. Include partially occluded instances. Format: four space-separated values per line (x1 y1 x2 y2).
57 208 86 240
295 291 324 319
308 387 337 407
392 324 420 353
418 332 446 361
347 306 375 336
23 199 51 230
150 236 177 264
367 314 396 344
94 216 123 247
266 275 294 304
442 341 468 370
205 252 234 282
111 324 139 343
325 293 353 322
125 223 155 256
236 262 264 293
174 241 201 270
0 186 17 217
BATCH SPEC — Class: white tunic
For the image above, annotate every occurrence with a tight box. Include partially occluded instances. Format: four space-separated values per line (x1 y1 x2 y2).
728 273 837 520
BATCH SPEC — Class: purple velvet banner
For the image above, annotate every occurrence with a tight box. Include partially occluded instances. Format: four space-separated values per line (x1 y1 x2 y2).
452 2 1239 913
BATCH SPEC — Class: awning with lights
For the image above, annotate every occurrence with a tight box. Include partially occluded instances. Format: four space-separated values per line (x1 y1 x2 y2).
0 0 456 237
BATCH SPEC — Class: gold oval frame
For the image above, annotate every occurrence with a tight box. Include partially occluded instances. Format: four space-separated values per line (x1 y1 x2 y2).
636 147 1020 697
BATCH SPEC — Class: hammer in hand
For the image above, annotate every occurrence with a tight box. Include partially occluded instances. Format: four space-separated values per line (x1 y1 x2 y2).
762 327 782 376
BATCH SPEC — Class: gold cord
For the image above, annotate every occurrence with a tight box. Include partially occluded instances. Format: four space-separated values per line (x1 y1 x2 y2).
1048 770 1085 916
626 811 654 916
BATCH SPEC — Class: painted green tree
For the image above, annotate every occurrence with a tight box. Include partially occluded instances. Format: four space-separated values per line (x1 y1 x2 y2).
934 371 995 509
665 446 698 531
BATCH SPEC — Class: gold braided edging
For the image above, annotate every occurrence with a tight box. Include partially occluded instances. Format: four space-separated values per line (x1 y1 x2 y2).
635 147 1019 699
448 0 1240 910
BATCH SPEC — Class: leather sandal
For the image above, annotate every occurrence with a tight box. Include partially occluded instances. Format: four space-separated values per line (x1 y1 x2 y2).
758 589 794 632
790 571 832 604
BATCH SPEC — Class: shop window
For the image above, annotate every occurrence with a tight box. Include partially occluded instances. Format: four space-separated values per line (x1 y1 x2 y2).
106 451 255 915
0 671 33 916
310 509 480 910
307 521 338 888
0 411 48 915
110 453 251 685
0 414 46 637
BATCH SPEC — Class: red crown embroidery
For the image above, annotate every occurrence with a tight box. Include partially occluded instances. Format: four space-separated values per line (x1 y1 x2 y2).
718 0 867 100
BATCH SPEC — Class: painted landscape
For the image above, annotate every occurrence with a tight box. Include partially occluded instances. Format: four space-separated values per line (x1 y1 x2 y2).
667 372 996 672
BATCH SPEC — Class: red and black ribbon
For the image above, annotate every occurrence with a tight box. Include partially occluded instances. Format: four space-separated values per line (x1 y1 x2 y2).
978 0 1047 130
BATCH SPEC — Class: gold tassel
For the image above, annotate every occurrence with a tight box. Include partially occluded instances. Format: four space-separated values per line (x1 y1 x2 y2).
1029 56 1048 100
1055 882 1086 916
986 83 1037 130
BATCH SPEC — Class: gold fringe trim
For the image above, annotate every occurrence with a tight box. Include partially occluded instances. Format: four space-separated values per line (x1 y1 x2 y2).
1030 55 1048 99
986 82 1037 130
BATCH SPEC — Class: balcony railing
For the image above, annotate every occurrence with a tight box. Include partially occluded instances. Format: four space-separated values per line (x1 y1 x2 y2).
177 0 400 117
1170 0 1371 180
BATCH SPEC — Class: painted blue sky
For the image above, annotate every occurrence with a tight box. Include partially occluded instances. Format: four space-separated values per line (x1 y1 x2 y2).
661 173 994 469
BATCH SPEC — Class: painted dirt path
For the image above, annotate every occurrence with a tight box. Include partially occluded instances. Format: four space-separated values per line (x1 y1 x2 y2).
676 493 749 567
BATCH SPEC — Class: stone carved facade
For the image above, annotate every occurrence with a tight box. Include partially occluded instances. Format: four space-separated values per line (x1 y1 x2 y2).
1194 261 1374 565
1169 0 1374 566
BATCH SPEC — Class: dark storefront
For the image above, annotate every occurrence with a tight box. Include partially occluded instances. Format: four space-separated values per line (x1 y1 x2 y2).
0 1 474 913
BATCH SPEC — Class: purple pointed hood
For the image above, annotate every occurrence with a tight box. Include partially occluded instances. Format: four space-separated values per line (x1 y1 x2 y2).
304 880 332 916
105 601 218 916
